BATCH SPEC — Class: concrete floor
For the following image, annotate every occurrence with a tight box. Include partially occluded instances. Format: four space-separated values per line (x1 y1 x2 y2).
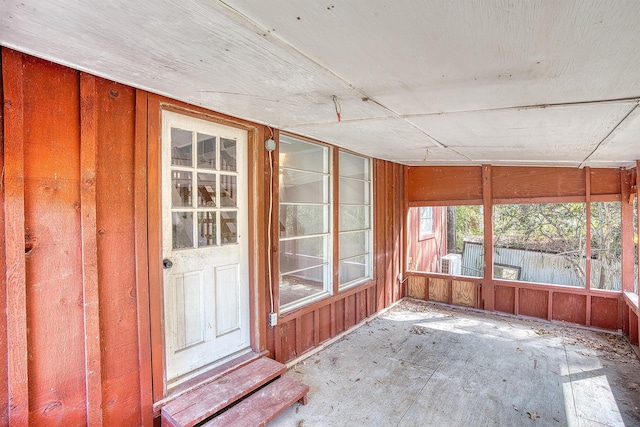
270 298 640 427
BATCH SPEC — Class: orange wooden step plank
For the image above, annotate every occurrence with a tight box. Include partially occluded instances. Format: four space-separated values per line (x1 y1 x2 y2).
202 376 309 427
154 351 268 418
161 357 287 427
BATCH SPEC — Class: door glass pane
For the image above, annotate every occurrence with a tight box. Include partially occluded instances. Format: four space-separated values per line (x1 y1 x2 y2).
197 133 216 169
172 212 194 249
221 211 238 244
197 212 216 247
220 138 237 171
220 175 237 207
197 173 216 207
172 171 193 207
171 128 192 166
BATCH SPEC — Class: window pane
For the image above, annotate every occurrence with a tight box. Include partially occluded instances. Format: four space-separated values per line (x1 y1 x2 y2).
493 203 586 287
197 212 216 246
280 204 329 238
419 207 434 235
280 169 329 204
280 266 328 307
220 211 237 244
339 256 368 285
280 236 328 274
339 151 368 180
197 133 216 169
279 135 332 310
280 135 329 173
220 175 237 207
197 173 216 207
590 202 621 290
339 230 369 260
220 138 237 171
340 205 370 231
408 205 484 278
171 128 192 166
172 171 193 207
339 178 369 205
172 212 194 249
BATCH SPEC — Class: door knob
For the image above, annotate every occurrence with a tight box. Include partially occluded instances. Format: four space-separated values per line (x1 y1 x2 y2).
163 259 173 269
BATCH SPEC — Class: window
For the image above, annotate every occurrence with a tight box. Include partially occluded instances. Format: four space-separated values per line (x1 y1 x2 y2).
419 207 434 238
338 151 372 288
279 135 332 310
407 205 484 277
493 203 586 287
590 202 621 290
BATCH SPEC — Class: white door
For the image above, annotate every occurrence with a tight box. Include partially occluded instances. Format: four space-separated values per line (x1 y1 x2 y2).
161 111 249 386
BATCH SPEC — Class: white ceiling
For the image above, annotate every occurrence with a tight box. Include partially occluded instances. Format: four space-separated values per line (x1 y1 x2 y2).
2 0 640 168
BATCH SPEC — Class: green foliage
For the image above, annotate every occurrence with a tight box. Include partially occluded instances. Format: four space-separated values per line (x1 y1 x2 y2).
453 205 483 252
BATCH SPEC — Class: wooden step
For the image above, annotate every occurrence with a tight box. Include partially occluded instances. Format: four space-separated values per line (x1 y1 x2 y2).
202 376 309 427
161 357 287 427
154 351 268 418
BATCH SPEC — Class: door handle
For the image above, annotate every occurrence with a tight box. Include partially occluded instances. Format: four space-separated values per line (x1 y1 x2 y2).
163 259 173 269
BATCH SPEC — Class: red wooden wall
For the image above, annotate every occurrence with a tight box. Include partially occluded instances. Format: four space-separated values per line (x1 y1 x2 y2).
0 48 406 425
1 48 145 425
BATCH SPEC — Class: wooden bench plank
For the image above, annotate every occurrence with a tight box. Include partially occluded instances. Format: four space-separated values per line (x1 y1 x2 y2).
202 376 309 427
161 357 287 427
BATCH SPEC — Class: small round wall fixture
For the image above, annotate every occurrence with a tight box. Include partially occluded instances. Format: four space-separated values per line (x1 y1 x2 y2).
265 138 276 152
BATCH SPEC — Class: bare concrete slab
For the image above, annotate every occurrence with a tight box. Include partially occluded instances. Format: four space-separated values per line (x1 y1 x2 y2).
269 298 640 427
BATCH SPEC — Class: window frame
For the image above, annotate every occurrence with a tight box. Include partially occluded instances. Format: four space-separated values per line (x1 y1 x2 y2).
278 134 333 313
418 206 435 240
338 150 374 290
277 135 375 313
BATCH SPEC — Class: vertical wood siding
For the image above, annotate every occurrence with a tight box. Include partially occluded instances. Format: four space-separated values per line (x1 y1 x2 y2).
1 49 143 425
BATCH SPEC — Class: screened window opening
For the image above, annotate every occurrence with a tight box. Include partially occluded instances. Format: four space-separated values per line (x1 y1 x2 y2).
407 205 484 278
338 151 372 288
493 203 587 287
590 202 621 291
279 135 332 310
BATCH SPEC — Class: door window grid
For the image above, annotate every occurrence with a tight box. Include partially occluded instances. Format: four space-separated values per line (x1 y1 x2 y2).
171 127 238 249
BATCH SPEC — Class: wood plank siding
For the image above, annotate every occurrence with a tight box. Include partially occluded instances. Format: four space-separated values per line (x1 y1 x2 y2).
0 48 405 425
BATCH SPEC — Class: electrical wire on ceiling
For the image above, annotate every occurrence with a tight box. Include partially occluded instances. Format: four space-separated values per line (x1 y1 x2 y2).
332 95 342 122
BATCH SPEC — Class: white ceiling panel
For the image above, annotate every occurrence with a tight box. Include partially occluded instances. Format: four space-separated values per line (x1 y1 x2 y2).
585 105 640 169
2 0 640 168
224 1 640 115
284 118 468 163
407 102 636 164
